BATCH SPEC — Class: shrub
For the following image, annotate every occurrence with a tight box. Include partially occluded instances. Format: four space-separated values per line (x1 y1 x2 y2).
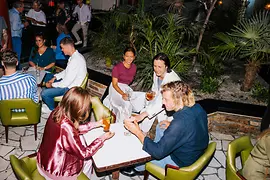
200 76 220 94
251 82 269 103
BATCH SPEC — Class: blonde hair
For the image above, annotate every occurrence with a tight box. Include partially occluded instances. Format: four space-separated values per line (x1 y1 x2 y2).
53 87 91 128
161 81 195 107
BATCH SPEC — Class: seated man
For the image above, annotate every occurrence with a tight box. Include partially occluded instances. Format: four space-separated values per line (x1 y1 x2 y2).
0 50 38 107
41 37 87 113
123 81 209 176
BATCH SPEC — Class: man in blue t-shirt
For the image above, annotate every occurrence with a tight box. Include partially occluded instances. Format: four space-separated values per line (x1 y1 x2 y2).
122 81 209 176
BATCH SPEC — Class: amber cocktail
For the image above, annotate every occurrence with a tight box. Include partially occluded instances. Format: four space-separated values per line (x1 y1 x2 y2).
146 91 155 101
103 117 111 132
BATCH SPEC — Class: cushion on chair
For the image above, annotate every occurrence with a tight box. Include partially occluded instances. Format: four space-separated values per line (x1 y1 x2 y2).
226 136 253 180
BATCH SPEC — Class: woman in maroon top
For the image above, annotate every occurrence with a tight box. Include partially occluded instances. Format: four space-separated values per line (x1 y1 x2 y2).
103 47 145 123
37 87 114 179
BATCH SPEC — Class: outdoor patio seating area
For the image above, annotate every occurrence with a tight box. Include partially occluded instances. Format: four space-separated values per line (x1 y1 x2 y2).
0 109 257 180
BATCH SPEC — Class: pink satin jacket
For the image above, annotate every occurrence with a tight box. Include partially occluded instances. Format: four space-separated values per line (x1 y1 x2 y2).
37 113 104 177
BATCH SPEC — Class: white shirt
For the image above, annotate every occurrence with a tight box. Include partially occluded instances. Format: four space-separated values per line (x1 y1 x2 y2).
73 4 91 24
26 9 46 27
53 50 87 88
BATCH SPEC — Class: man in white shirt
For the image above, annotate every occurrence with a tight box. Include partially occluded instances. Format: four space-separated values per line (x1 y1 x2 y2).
41 37 87 112
71 0 91 47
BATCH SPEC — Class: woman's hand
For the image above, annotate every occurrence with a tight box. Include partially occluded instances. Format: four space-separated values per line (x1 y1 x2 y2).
159 120 171 130
100 132 115 141
122 93 129 101
51 45 56 49
95 119 105 128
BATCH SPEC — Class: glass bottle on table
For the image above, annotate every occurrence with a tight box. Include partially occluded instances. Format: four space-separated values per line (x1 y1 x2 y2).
36 63 40 77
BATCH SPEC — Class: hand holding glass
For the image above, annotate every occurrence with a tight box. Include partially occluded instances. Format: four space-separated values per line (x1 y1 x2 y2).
146 91 155 101
102 117 111 132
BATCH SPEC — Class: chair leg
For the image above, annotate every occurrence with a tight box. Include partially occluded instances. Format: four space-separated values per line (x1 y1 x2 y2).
5 126 8 143
34 124 37 141
143 170 149 180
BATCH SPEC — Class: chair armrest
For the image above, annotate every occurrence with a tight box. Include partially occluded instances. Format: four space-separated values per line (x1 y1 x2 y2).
236 170 247 180
165 164 179 176
145 162 166 180
54 96 63 102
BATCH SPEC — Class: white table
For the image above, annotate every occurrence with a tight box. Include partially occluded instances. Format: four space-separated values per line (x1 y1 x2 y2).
83 123 151 179
24 67 46 85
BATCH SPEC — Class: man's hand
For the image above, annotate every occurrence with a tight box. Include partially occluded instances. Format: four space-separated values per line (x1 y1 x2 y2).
124 120 140 135
46 82 53 88
159 120 171 130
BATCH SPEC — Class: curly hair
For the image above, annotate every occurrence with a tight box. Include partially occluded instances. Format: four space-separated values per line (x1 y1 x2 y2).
1 50 18 69
161 80 195 107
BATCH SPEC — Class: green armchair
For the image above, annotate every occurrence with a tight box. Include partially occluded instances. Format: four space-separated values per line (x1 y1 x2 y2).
0 98 41 143
144 142 217 180
54 73 89 103
91 96 116 123
226 136 253 180
10 154 89 180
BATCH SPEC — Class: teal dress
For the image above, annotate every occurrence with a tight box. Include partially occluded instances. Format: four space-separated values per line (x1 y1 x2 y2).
29 47 56 72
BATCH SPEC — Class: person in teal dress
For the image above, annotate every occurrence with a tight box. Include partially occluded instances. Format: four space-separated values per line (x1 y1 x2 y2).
29 33 55 72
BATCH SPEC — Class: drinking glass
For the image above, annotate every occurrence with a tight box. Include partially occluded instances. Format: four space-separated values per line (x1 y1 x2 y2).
102 116 111 132
146 91 155 101
126 89 133 101
123 109 131 136
36 64 40 77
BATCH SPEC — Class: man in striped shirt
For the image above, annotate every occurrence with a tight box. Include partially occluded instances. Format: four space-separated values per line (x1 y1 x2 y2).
0 51 38 104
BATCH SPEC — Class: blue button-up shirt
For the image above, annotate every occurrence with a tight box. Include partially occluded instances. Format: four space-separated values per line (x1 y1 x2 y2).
9 8 24 37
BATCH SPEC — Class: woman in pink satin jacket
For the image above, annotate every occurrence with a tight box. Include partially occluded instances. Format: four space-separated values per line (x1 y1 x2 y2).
37 87 115 179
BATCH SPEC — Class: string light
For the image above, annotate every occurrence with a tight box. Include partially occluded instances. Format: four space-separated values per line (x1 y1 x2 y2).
265 3 270 10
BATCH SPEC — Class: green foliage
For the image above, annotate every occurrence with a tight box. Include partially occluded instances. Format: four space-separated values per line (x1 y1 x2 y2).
251 83 269 103
200 76 220 94
199 52 223 78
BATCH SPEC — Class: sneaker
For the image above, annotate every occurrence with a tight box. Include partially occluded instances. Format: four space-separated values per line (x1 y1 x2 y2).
42 105 52 114
75 41 82 45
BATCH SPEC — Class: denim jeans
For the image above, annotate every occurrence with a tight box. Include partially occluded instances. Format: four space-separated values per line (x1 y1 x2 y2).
135 125 177 171
41 87 69 110
12 37 21 69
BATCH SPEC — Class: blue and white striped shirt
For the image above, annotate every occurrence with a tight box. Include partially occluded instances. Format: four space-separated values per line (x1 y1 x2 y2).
0 72 38 103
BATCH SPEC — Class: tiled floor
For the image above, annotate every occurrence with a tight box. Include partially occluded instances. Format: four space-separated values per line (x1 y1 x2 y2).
0 109 256 180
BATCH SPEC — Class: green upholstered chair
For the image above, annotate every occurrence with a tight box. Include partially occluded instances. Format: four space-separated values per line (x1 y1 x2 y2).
226 136 253 180
91 96 116 123
10 154 89 180
54 73 89 103
0 99 41 143
144 142 216 180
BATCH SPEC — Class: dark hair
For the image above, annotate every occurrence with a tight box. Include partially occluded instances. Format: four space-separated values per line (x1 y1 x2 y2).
123 47 136 56
1 50 18 69
60 37 74 46
13 1 23 8
152 53 171 73
32 0 41 7
31 33 46 59
53 87 92 128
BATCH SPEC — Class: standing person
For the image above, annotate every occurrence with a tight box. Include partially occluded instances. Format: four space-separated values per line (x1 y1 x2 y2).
122 81 209 176
243 129 270 179
133 53 180 137
55 0 70 25
41 37 87 113
51 23 70 68
71 0 91 47
0 50 38 104
25 0 47 35
103 47 145 123
29 33 55 72
37 87 115 179
0 16 8 52
9 1 29 67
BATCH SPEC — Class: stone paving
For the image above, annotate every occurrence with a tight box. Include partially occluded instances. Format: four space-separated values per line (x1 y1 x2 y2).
0 109 257 180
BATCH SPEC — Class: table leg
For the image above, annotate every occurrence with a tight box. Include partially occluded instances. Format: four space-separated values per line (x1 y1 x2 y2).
112 170 120 180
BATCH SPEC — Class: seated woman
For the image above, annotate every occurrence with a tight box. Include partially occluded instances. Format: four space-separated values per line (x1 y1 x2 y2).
29 33 55 72
51 23 70 69
243 129 270 179
37 87 115 179
103 47 145 123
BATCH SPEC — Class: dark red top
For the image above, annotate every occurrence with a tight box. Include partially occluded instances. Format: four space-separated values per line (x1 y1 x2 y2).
112 62 136 85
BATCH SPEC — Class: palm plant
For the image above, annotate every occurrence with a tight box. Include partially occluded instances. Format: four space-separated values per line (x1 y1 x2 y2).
212 11 270 91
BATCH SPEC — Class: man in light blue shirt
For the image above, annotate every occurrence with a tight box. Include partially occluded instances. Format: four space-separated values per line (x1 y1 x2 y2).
9 1 29 66
0 50 38 112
